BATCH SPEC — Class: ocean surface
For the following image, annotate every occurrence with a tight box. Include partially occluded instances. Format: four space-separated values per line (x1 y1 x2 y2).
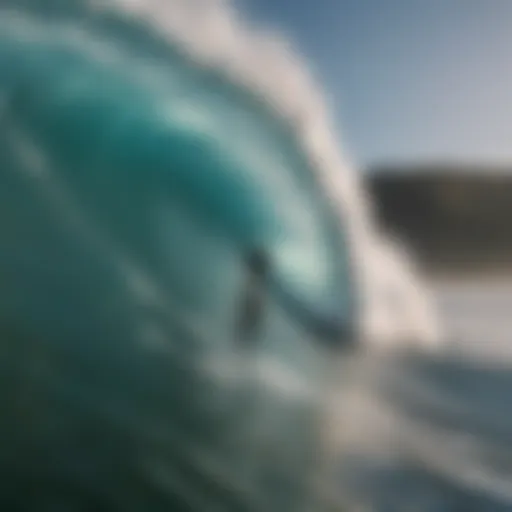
335 280 512 511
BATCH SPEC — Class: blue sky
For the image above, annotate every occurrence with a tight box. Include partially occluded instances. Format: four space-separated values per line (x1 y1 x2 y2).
239 0 512 168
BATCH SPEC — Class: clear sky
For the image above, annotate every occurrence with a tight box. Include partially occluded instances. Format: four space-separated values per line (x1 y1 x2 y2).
239 0 512 169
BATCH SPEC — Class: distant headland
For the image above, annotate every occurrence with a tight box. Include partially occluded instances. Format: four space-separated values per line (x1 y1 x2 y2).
367 164 512 277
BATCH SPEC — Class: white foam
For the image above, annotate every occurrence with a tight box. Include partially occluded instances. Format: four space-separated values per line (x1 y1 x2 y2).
361 236 443 351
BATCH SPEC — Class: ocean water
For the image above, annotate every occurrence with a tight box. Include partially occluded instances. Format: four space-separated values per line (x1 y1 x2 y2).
338 353 512 511
1 1 511 511
333 281 512 511
0 1 358 509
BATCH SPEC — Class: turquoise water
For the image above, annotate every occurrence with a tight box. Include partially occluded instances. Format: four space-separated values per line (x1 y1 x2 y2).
0 2 353 509
0 0 354 322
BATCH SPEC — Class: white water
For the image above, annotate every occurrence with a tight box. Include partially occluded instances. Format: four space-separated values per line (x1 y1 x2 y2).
434 278 512 362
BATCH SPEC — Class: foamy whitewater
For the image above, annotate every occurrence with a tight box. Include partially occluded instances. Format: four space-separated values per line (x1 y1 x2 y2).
2 0 511 510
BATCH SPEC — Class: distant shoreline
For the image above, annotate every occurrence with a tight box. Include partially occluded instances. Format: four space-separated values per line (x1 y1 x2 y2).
426 266 512 283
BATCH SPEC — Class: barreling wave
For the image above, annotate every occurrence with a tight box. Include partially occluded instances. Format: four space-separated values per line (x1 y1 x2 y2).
0 0 442 350
101 0 444 350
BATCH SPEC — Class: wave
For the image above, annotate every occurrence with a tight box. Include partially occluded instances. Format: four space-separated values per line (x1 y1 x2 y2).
1 0 444 352
100 0 445 351
10 2 510 511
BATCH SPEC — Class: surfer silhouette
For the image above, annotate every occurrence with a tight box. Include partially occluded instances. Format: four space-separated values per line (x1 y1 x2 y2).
236 247 348 347
236 248 270 345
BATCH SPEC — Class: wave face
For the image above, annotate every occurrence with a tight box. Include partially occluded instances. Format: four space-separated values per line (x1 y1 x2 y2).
0 1 359 510
0 0 361 311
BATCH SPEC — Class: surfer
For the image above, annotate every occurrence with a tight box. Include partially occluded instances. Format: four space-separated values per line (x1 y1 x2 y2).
236 247 349 348
236 248 270 345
